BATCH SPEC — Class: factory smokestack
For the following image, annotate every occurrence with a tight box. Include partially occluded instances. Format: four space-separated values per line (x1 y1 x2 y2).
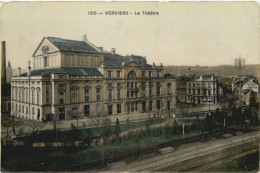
1 41 6 86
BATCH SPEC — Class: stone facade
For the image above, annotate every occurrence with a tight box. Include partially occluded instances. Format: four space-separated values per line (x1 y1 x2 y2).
11 37 176 121
176 74 218 105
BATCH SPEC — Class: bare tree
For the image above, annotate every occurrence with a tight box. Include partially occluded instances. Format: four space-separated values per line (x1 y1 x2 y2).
90 103 105 126
1 114 21 145
25 120 46 135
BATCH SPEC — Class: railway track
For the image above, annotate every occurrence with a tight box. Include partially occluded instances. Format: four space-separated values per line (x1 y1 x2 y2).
163 141 259 172
108 131 259 172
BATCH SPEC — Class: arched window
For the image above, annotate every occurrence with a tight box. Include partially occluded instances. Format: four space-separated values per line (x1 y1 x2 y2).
156 82 161 96
11 87 14 100
36 88 40 105
31 87 35 104
18 88 21 101
127 70 137 78
25 88 28 102
70 87 79 103
21 88 24 102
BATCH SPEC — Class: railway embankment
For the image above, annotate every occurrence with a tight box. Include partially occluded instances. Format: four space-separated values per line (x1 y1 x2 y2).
107 130 259 172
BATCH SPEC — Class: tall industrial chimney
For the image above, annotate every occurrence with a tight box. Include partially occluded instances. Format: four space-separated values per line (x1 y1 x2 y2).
1 41 7 85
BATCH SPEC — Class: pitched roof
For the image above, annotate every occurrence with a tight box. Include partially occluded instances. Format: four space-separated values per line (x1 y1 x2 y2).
103 53 152 69
20 67 102 77
46 37 100 53
103 53 130 68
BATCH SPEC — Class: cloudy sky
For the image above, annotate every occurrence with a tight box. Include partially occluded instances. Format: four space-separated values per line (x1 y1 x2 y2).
0 2 259 69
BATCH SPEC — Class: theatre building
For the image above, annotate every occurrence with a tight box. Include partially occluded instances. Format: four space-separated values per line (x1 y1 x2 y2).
11 36 176 121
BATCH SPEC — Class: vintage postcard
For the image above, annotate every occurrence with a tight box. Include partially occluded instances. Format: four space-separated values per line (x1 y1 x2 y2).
1 1 259 172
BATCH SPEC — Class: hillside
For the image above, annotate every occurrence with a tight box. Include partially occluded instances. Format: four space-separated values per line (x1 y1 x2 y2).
165 64 260 80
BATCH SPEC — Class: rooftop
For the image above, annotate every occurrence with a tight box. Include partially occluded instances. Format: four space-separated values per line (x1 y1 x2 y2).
46 37 99 53
20 67 102 77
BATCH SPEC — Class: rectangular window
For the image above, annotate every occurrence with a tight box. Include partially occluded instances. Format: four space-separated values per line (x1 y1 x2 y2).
108 89 112 101
167 83 171 94
108 105 113 115
117 89 121 99
157 85 161 96
19 90 21 101
157 100 160 110
71 89 78 103
26 89 28 102
96 88 101 101
149 101 152 111
167 101 171 110
44 56 47 67
142 71 146 77
117 104 121 114
22 89 24 102
32 89 35 104
117 83 121 87
26 106 28 115
58 84 65 90
149 71 152 77
108 71 112 78
149 87 152 96
59 91 64 105
85 88 90 102
142 101 146 112
19 105 21 113
108 83 113 88
198 89 200 94
84 105 90 116
22 106 24 113
117 71 121 77
37 90 40 105
32 107 34 115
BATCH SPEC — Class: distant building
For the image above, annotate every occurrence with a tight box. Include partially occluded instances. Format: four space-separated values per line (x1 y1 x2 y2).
232 75 259 106
6 61 12 84
176 74 219 105
11 36 176 121
175 75 188 103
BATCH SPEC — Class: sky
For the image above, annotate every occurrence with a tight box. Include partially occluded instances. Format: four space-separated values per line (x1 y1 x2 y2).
0 1 259 69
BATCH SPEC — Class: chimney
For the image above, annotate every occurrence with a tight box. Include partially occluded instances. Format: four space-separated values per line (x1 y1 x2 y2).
83 34 87 42
111 48 116 55
28 61 31 76
1 41 6 85
18 67 21 77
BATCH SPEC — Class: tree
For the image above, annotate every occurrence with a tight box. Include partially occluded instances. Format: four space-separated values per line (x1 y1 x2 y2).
114 118 121 136
1 114 21 145
26 120 46 135
2 115 13 145
90 103 105 126
85 128 93 146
